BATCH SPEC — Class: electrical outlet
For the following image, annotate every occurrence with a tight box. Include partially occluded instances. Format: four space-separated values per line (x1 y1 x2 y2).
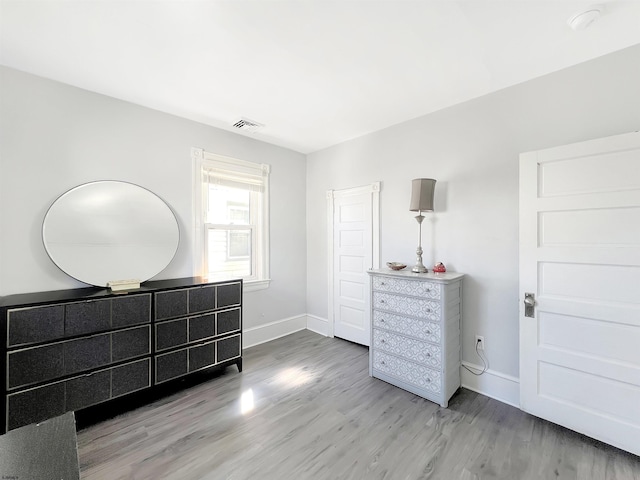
475 335 485 350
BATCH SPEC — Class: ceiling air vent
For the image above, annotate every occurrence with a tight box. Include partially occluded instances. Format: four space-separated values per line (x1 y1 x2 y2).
232 118 264 133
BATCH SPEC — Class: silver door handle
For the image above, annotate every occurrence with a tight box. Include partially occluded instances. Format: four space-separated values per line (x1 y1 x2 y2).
524 293 535 318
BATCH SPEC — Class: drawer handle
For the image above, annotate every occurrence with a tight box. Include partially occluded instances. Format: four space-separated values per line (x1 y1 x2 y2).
426 353 431 357
426 378 431 382
379 300 385 304
380 318 385 323
426 330 431 334
380 282 386 286
426 309 431 312
381 361 386 365
381 339 386 343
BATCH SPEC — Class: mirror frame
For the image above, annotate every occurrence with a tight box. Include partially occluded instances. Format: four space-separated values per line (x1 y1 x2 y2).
42 180 180 287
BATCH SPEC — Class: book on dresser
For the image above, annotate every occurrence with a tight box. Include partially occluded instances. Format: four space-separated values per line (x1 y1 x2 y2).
367 269 464 408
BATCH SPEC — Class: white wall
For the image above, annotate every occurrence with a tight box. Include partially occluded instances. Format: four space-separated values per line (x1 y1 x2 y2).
2 43 640 405
306 44 640 404
0 66 307 333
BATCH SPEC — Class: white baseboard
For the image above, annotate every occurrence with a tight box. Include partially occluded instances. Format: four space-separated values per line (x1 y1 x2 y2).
306 314 330 337
243 315 307 349
461 361 520 408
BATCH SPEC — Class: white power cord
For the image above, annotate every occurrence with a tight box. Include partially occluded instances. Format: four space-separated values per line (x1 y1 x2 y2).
462 338 488 376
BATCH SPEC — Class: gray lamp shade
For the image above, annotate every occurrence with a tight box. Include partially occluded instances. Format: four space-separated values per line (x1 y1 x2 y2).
409 178 436 212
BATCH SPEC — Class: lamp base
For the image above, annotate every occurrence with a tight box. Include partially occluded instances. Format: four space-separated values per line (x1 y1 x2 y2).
412 245 428 273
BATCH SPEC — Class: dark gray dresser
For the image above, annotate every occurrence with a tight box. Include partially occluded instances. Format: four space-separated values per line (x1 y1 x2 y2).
0 277 242 432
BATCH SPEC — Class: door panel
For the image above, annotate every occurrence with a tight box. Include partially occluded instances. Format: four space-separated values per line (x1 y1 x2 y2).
339 254 366 273
539 312 640 365
339 279 365 301
540 207 640 246
340 304 364 324
519 131 640 456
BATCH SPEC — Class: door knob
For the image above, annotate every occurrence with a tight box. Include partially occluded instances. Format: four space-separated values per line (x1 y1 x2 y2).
524 292 535 318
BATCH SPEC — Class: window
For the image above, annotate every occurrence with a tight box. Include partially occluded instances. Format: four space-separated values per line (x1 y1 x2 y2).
193 148 270 290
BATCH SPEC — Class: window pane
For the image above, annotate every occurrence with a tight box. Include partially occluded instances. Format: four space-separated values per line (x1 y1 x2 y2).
228 231 250 258
207 228 252 279
207 185 250 224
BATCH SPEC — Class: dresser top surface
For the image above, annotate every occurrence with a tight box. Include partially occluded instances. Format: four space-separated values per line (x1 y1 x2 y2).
368 269 464 283
0 277 242 308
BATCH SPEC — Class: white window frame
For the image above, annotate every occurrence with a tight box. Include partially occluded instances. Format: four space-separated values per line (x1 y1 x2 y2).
192 148 270 292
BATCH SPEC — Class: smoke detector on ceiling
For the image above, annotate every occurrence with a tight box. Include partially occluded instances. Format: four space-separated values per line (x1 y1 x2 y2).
567 5 604 31
232 118 264 133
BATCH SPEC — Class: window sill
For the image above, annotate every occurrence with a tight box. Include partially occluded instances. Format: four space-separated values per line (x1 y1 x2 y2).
243 279 271 293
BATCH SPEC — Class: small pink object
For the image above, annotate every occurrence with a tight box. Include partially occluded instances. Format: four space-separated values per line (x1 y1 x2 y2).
433 262 446 273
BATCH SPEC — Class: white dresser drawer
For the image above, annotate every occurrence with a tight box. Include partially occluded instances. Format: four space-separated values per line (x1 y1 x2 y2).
372 310 441 343
373 329 441 368
373 292 441 320
372 350 441 395
372 275 441 300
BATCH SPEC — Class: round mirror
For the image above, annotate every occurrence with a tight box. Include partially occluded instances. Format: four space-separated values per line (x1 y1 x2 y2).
43 181 180 287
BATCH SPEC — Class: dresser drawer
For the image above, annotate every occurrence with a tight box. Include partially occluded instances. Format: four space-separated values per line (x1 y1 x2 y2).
372 351 441 395
155 314 217 353
154 283 242 321
155 308 241 353
7 294 151 348
154 333 241 384
187 309 241 341
373 329 441 368
7 325 151 390
372 310 441 343
6 358 150 431
372 276 441 300
189 283 241 312
373 292 441 320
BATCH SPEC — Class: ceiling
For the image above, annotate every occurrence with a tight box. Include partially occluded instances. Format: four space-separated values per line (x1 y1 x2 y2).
2 1 640 154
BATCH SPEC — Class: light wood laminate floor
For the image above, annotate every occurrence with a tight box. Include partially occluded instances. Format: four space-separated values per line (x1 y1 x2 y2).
77 330 640 479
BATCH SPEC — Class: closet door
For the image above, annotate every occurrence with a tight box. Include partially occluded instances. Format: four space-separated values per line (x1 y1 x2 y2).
327 182 380 346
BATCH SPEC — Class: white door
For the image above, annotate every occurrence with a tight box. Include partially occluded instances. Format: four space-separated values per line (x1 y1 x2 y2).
328 183 380 346
519 131 640 456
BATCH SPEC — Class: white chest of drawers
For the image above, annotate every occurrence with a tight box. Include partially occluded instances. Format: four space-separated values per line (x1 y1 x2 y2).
368 269 464 407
